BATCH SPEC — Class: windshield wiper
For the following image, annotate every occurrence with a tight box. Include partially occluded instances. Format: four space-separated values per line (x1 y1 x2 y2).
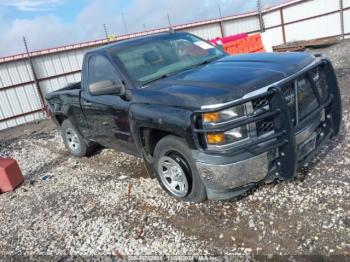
195 56 222 67
141 56 223 87
183 56 222 72
142 73 171 86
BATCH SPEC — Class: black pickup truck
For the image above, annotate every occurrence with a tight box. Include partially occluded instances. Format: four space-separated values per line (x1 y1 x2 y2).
46 32 342 202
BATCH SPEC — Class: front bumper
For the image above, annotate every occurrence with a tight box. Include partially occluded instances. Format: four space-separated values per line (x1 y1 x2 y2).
195 152 269 200
192 57 342 200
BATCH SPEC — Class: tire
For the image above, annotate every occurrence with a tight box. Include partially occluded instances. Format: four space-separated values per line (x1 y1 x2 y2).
61 119 94 157
153 135 207 202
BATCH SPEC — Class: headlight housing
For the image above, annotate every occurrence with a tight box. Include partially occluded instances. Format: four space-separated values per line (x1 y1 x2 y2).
203 105 245 125
202 105 249 148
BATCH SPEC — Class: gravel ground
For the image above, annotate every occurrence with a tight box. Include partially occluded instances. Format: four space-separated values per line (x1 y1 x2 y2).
0 40 350 260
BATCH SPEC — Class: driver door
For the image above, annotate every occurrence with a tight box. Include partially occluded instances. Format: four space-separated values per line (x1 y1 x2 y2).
81 55 137 156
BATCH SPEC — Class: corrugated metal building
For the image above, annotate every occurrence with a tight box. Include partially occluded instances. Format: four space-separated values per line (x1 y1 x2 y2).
1 0 349 130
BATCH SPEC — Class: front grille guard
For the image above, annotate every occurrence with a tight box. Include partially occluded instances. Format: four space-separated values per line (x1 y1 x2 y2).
191 58 342 180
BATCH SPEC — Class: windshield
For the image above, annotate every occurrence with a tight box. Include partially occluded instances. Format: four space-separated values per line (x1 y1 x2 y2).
111 33 226 86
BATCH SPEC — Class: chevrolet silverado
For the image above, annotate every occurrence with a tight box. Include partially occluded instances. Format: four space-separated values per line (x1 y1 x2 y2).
46 32 342 202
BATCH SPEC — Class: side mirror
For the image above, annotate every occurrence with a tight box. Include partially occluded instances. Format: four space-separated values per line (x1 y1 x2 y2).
88 80 125 96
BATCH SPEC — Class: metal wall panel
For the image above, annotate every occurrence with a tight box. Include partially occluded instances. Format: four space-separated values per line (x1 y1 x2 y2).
33 48 86 79
0 112 44 130
223 16 260 36
285 12 341 42
184 23 222 40
0 60 32 86
345 9 350 33
40 72 81 95
0 59 44 129
0 49 87 129
265 26 285 47
263 10 281 28
283 0 339 23
0 84 43 129
344 0 350 8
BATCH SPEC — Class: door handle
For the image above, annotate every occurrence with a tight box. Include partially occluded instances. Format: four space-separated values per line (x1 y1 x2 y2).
83 102 92 106
102 121 109 126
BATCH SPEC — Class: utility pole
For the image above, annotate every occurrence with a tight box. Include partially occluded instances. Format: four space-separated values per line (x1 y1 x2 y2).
257 0 265 33
121 12 128 34
143 24 146 31
103 24 109 44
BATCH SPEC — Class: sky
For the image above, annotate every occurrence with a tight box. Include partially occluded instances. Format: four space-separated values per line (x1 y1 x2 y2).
0 0 286 57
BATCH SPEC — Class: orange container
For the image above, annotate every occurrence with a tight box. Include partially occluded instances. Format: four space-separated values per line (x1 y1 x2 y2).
0 158 24 193
223 34 265 55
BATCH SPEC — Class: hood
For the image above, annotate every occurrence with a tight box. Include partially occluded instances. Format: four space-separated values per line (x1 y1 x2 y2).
134 52 315 109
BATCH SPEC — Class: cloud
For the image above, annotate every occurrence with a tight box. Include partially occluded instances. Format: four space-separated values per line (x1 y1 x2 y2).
2 0 65 11
0 16 69 55
0 0 286 57
120 0 261 33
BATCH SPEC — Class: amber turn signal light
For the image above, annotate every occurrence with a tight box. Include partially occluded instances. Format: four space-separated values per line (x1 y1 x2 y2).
203 112 220 123
206 133 225 144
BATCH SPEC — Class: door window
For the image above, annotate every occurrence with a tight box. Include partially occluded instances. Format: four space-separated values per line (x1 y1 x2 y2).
87 55 120 85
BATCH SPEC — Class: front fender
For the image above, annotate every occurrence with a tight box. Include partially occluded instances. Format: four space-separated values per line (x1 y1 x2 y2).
129 103 197 152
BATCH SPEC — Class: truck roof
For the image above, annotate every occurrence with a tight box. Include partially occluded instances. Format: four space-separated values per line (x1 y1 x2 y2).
86 31 186 55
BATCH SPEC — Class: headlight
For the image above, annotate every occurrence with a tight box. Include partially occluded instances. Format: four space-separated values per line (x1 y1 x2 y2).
206 126 248 146
202 105 245 124
313 68 328 102
284 87 295 107
297 76 319 121
202 104 248 147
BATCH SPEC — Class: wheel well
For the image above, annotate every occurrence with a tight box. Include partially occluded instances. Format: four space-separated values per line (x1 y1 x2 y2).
55 114 67 126
141 128 173 158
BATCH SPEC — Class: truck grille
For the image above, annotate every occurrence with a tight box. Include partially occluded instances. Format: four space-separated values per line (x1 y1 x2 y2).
281 66 325 126
252 97 274 136
256 117 274 136
252 97 269 110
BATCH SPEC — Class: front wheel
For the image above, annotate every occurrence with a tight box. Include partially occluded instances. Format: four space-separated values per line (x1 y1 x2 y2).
153 135 207 202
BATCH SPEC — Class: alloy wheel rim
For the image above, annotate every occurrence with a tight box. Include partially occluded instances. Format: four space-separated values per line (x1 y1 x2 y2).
158 156 189 198
65 128 80 153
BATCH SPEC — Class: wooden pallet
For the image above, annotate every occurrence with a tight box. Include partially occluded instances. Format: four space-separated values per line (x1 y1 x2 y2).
273 37 338 52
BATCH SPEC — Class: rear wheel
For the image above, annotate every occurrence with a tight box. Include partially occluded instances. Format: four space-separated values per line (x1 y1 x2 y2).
153 135 207 202
61 120 94 157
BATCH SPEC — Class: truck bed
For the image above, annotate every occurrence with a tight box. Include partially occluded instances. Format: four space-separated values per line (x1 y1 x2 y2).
45 82 81 100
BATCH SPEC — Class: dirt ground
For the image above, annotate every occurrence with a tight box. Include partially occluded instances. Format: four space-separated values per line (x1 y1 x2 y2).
0 40 350 260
